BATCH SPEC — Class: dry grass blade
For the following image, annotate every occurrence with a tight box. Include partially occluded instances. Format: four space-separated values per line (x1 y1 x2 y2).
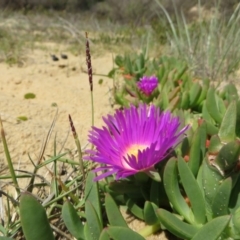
68 114 85 179
50 223 72 240
0 190 18 206
27 107 58 193
57 16 86 45
155 0 240 81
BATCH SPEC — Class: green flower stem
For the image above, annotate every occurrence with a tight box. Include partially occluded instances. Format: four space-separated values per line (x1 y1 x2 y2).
91 90 94 127
138 223 161 237
91 90 94 148
0 117 20 195
75 135 85 179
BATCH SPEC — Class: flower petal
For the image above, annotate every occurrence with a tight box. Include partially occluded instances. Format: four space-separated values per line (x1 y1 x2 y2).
84 103 189 181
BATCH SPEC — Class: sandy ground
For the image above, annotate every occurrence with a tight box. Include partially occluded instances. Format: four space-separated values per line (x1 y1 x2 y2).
0 47 173 239
0 48 115 192
0 49 113 167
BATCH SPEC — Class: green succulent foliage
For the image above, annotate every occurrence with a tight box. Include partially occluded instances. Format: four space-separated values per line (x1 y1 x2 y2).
113 51 148 80
126 198 144 220
60 172 147 240
19 193 55 240
188 122 207 177
105 193 128 227
178 157 206 224
61 201 85 240
143 201 159 225
205 87 225 124
191 216 231 240
111 53 194 109
61 172 104 240
90 99 240 239
84 171 103 227
213 141 240 175
211 178 232 218
156 208 198 239
163 158 195 224
154 100 240 239
104 194 151 239
85 200 102 240
105 226 145 240
114 45 240 110
231 207 240 238
218 101 237 143
110 51 240 141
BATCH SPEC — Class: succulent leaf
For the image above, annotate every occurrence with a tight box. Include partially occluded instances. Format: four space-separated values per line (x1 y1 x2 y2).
188 123 207 176
202 158 224 220
180 91 189 109
178 157 206 225
206 87 223 124
205 120 219 136
164 158 193 223
196 79 209 106
85 200 102 240
156 208 198 239
208 135 222 154
150 178 168 207
84 222 92 240
212 177 232 218
189 82 202 108
167 95 180 111
214 141 240 174
202 103 213 124
229 174 240 211
99 229 111 240
105 193 128 227
173 65 188 82
19 193 54 240
191 215 230 240
61 201 85 240
85 172 103 228
160 90 170 110
232 207 240 235
126 198 144 220
219 101 237 143
143 201 159 225
106 226 145 240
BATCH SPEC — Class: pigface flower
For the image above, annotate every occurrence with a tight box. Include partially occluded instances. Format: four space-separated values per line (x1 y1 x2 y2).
84 104 188 181
137 76 158 96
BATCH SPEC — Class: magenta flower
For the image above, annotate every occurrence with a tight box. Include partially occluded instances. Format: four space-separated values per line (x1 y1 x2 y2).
137 76 158 96
84 104 188 181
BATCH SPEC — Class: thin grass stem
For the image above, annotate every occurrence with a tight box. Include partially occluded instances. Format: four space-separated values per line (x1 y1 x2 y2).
27 107 58 192
53 134 59 197
91 90 94 129
0 117 20 195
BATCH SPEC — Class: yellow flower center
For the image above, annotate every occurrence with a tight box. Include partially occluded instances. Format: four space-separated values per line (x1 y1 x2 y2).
125 144 147 162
